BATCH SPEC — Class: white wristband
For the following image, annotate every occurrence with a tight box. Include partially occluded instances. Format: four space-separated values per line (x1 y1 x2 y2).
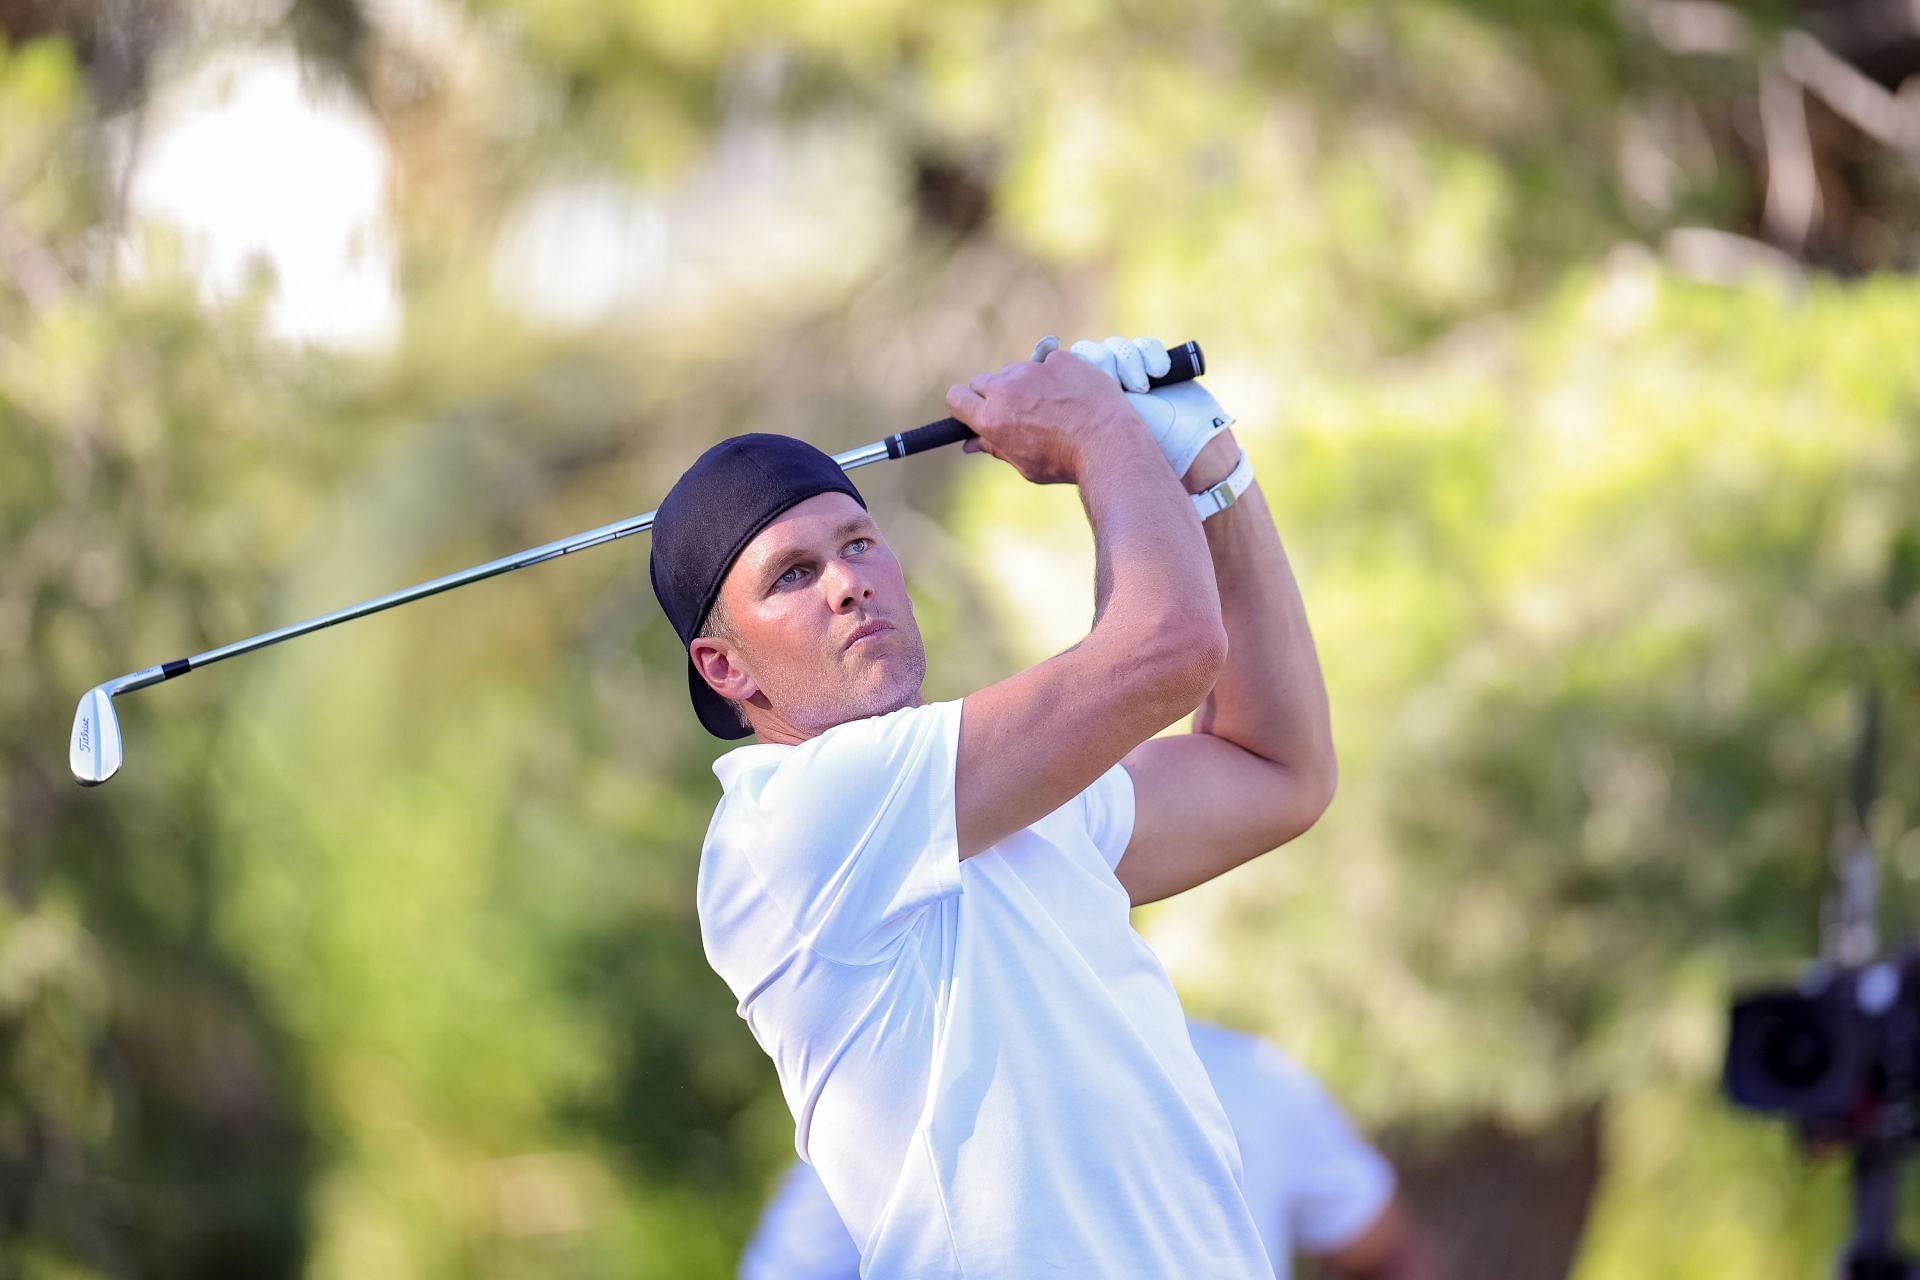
1191 450 1255 521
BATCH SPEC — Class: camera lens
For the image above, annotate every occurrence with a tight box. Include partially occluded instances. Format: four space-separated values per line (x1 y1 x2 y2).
1760 1009 1834 1089
1725 987 1860 1116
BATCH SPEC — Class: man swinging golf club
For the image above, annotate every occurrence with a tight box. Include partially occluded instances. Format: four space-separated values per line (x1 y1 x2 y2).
650 337 1335 1277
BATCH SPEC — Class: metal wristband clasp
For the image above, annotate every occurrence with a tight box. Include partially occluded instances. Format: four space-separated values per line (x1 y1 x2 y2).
1191 449 1255 521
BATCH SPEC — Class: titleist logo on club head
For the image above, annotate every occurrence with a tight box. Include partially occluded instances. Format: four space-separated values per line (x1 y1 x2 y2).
77 717 90 753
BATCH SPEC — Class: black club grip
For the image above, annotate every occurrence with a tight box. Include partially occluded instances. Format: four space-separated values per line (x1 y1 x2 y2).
883 340 1205 460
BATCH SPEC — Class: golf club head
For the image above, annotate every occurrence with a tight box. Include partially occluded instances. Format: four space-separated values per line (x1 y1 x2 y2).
70 685 123 786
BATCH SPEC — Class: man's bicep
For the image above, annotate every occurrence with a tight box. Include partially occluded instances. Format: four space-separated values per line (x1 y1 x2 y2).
1116 734 1326 906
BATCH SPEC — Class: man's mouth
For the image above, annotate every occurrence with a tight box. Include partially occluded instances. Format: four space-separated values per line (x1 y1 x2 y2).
843 620 895 652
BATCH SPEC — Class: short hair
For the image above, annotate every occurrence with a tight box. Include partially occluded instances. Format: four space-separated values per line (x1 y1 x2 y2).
695 597 752 735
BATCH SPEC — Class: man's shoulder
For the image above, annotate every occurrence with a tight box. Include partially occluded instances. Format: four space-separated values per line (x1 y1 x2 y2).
712 700 961 803
703 699 965 870
699 698 969 969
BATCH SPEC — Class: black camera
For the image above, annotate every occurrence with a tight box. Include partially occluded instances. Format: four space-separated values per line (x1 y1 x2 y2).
1721 689 1908 1276
1725 948 1920 1279
1725 952 1920 1142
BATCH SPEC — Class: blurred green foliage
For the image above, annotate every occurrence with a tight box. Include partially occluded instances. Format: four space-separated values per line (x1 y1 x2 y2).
4 0 1918 1276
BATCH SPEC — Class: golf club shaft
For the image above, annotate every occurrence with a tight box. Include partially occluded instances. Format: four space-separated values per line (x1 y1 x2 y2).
100 340 1203 694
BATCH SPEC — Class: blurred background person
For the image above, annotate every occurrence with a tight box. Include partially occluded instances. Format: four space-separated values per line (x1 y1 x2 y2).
739 1019 1438 1280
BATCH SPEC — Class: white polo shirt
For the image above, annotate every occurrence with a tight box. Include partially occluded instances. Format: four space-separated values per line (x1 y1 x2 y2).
739 1020 1398 1280
698 700 1274 1278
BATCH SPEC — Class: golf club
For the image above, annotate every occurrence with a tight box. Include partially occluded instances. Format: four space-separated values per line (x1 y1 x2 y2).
69 339 1204 786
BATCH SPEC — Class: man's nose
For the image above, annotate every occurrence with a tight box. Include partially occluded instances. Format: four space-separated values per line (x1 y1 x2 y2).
821 561 873 612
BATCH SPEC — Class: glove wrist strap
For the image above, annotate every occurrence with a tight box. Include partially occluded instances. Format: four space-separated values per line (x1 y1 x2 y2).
1191 449 1255 521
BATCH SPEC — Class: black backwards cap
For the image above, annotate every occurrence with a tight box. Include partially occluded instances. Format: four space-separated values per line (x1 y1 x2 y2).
650 433 866 739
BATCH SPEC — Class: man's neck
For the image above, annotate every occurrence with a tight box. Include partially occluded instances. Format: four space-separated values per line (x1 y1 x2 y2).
748 691 929 746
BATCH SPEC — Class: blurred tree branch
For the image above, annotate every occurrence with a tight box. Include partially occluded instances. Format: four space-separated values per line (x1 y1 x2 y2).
1782 29 1920 151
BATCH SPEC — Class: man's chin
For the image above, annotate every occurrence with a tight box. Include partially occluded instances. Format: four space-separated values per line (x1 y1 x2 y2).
866 686 925 719
827 671 926 730
839 669 923 721
774 647 927 734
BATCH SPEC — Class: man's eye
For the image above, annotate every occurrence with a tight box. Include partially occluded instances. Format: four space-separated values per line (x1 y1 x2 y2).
845 538 870 556
778 565 809 586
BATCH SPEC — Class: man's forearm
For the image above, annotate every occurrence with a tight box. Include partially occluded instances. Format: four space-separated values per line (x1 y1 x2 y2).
1182 431 1334 785
1320 1195 1441 1280
1079 420 1226 705
946 352 1230 859
1086 445 1215 621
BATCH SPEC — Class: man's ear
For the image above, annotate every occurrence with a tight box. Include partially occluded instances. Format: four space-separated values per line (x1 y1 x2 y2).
689 636 760 703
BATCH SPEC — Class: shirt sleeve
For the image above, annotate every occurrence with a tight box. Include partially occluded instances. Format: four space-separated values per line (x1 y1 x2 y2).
1082 762 1138 872
734 700 964 966
1272 1055 1398 1254
738 1162 862 1280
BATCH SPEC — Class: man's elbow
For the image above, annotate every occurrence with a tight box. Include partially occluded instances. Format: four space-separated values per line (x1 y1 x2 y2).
1274 749 1338 845
1146 616 1228 719
1307 749 1339 821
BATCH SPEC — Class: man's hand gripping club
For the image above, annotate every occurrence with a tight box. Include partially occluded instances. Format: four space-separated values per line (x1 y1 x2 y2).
943 348 1145 487
1070 336 1237 482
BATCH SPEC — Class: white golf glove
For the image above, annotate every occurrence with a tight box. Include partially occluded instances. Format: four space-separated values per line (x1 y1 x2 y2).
1069 335 1236 479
